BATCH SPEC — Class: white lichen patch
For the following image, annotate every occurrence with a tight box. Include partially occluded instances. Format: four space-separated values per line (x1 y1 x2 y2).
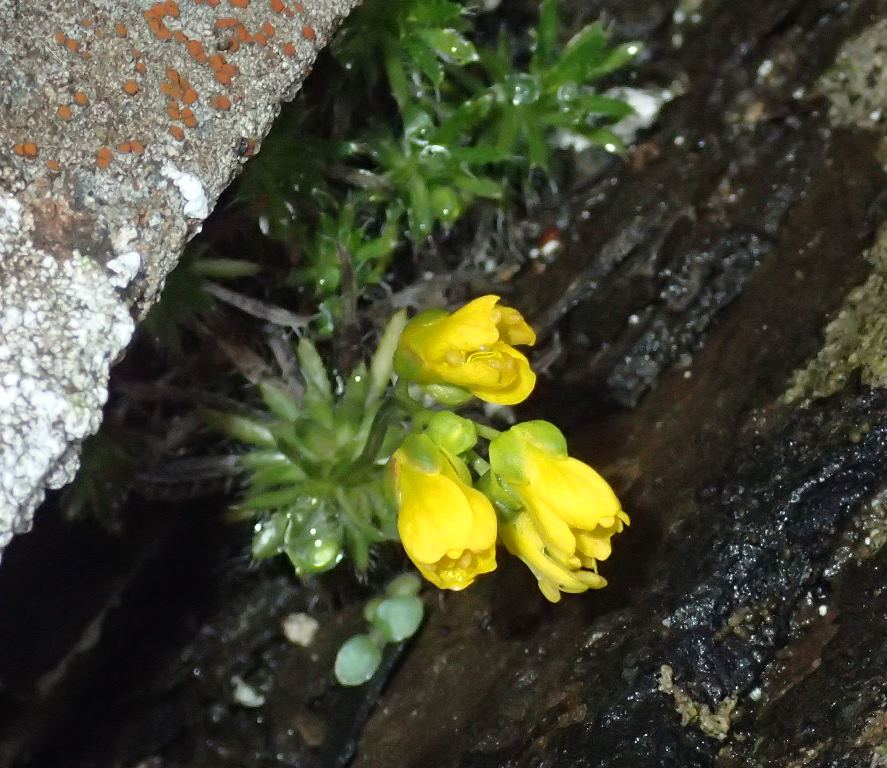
161 163 209 219
0 244 134 549
106 251 142 288
0 196 22 231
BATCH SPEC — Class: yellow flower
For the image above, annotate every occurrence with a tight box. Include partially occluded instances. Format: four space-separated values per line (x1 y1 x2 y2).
391 434 497 590
394 295 537 405
490 421 629 603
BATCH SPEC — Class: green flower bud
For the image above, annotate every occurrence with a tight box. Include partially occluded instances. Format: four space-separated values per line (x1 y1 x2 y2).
425 411 477 455
423 383 473 407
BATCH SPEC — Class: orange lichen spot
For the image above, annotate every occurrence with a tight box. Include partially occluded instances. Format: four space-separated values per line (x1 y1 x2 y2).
212 94 232 110
235 25 253 43
208 53 225 70
96 146 113 168
261 21 275 37
46 159 61 172
208 0 221 6
270 0 285 12
130 140 145 155
283 5 294 16
217 62 238 84
57 104 73 120
115 22 128 37
216 17 238 28
187 40 206 62
183 87 198 105
167 68 181 84
281 41 296 57
123 79 140 95
182 107 197 128
65 38 81 52
294 2 304 11
169 125 185 141
254 32 267 46
164 0 181 17
117 141 132 153
152 22 173 40
144 4 163 20
81 18 92 28
135 61 147 74
230 0 249 7
302 25 316 41
73 90 89 106
54 31 66 45
14 142 38 158
174 30 188 43
167 102 182 119
132 48 143 58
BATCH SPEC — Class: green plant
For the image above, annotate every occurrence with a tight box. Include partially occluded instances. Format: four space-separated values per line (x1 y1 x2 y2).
334 572 425 686
204 312 408 573
228 0 638 331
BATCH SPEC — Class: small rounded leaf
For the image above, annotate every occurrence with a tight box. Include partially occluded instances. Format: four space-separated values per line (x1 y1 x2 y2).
334 635 382 686
362 596 384 623
385 572 422 598
371 596 424 643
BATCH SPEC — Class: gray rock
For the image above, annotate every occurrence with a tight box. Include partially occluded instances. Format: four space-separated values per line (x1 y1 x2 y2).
0 0 358 553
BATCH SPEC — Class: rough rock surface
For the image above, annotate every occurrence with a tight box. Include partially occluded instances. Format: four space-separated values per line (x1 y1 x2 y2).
0 0 357 552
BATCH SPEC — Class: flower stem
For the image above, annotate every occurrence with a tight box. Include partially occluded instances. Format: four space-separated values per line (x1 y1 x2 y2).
474 423 502 441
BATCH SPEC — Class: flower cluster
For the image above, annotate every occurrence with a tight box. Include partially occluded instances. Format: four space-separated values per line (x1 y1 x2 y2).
391 295 628 602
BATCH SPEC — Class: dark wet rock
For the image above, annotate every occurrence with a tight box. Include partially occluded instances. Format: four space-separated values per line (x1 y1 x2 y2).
524 0 886 408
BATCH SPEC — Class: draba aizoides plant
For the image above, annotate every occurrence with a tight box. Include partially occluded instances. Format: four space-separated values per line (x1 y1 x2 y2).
210 295 628 684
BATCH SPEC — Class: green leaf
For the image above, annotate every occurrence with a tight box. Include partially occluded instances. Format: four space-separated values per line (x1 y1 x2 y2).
410 0 463 25
552 22 609 84
297 338 333 402
201 409 276 448
430 186 462 226
451 173 503 200
250 462 307 488
407 175 433 240
335 635 382 686
371 596 424 642
533 0 560 72
252 512 289 559
419 28 479 66
238 486 306 511
258 381 302 422
367 309 408 407
402 36 445 88
385 572 422 598
583 42 641 81
579 127 627 154
385 49 410 107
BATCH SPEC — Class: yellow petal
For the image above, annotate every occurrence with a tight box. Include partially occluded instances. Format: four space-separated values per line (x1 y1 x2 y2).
397 463 472 564
424 295 502 359
522 450 622 531
466 345 537 405
462 484 498 552
495 305 536 346
500 514 588 594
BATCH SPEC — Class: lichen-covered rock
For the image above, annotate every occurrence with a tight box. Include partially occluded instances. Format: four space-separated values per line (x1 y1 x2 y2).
0 0 358 553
